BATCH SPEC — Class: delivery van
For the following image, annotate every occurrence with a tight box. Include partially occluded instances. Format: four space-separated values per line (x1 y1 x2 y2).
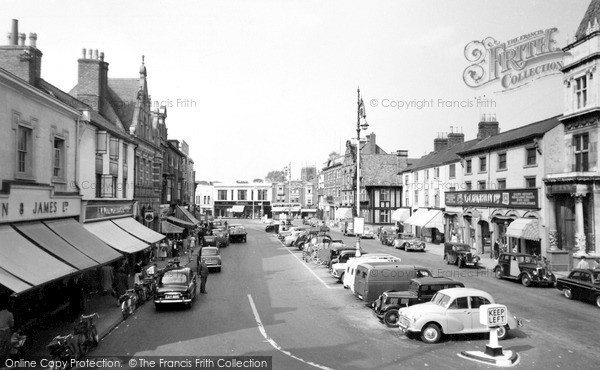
343 256 401 292
353 263 432 302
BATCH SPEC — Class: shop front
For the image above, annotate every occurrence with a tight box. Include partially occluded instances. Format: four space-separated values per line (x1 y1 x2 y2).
272 202 302 220
403 208 444 243
444 189 542 256
0 185 123 327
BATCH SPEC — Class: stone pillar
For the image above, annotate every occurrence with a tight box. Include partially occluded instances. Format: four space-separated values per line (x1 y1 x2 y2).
546 194 558 251
572 193 587 256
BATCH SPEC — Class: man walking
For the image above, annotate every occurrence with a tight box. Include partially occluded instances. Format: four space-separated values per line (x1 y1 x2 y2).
199 259 209 294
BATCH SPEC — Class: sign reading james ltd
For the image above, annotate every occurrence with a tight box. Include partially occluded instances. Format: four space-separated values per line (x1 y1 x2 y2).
463 28 565 91
445 189 539 209
0 186 81 222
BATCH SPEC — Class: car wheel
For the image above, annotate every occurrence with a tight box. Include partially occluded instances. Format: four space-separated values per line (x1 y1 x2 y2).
383 309 400 328
595 295 600 308
494 268 503 279
421 323 442 344
521 274 532 287
563 288 573 300
338 272 344 283
496 325 508 340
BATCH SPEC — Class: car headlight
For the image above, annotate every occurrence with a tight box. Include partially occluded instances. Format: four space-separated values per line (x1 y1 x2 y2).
532 270 538 276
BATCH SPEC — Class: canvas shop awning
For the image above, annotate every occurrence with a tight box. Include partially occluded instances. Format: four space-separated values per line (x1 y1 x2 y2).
505 218 540 241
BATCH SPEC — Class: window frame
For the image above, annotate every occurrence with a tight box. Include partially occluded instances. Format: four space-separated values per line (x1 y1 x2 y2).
465 159 472 174
525 147 537 166
575 75 588 109
479 156 487 173
525 177 536 188
497 152 507 170
52 136 66 181
573 133 589 172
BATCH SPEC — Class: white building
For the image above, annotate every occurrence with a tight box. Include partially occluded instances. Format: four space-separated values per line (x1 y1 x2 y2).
213 182 272 218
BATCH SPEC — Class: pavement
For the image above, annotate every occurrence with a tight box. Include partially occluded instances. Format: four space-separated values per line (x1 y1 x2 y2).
20 243 201 363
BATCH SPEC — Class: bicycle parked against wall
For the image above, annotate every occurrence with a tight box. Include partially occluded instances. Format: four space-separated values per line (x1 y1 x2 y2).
119 289 138 319
74 313 99 356
47 333 77 369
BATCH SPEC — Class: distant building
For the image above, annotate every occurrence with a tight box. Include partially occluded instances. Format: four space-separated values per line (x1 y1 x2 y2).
213 182 272 218
301 166 317 181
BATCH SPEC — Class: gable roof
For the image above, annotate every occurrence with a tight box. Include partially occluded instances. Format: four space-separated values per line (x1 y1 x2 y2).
403 139 479 173
361 154 404 186
457 115 562 156
576 0 600 40
107 78 140 131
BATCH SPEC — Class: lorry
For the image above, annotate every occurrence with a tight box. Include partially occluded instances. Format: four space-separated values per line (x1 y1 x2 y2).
228 224 247 243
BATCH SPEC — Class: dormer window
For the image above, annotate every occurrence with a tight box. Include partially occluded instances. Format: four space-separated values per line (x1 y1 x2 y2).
575 75 587 109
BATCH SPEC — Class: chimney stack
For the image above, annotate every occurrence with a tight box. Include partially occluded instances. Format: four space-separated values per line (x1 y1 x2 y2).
477 114 500 140
76 48 109 112
0 19 43 85
448 126 465 148
433 132 449 152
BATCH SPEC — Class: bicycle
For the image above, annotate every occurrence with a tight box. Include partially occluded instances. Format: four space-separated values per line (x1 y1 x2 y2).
134 282 146 305
119 289 138 319
47 333 77 369
74 313 99 357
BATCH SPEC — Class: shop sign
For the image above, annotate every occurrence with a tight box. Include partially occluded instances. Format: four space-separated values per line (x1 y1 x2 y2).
445 189 538 209
144 212 155 223
271 202 302 212
85 203 133 221
0 187 81 222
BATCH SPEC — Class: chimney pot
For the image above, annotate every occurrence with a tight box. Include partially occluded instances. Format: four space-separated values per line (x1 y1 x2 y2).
99 52 104 61
93 49 98 59
87 49 92 59
28 32 37 48
11 19 18 45
18 33 26 46
82 48 86 58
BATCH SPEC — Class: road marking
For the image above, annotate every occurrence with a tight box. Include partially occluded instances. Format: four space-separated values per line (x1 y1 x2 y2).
247 294 334 370
279 242 332 289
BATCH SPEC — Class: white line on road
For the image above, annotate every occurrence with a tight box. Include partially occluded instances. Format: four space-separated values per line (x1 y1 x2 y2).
279 242 333 289
247 294 335 370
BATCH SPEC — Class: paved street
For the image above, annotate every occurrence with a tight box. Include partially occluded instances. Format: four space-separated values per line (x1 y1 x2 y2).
90 220 600 369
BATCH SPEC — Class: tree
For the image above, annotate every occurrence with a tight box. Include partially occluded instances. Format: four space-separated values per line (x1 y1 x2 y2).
265 170 285 183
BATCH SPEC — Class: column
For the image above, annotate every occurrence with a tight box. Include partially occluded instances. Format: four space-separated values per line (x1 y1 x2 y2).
572 193 586 256
545 194 558 251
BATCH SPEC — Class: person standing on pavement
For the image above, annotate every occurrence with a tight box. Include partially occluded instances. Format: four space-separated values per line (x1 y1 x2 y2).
576 256 590 269
493 239 501 260
199 259 209 294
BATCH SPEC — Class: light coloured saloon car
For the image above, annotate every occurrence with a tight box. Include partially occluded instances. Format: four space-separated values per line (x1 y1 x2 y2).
398 288 522 344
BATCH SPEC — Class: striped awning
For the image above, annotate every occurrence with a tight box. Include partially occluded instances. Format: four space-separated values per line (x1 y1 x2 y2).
391 208 411 222
505 218 540 241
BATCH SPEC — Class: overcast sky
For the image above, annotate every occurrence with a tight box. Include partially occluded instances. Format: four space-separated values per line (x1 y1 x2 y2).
3 0 591 182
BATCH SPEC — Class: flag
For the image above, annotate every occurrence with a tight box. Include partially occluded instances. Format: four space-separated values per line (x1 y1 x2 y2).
358 97 366 118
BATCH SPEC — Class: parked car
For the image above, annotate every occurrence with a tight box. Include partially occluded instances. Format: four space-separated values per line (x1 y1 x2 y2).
200 246 222 272
555 269 600 308
443 242 480 268
213 227 229 247
398 288 523 343
361 226 376 239
342 255 403 292
228 224 247 243
354 263 432 303
494 252 555 287
283 229 310 247
154 267 197 309
372 277 465 327
329 251 370 281
393 232 425 252
379 226 397 246
265 221 278 233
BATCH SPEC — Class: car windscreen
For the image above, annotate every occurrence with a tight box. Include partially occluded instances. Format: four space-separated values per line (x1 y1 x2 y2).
431 292 451 308
202 249 218 256
161 271 188 285
455 245 470 252
400 234 415 239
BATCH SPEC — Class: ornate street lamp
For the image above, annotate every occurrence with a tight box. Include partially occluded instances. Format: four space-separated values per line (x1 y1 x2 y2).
356 87 369 257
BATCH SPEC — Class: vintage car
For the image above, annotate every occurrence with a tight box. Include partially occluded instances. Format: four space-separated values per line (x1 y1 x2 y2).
398 287 523 343
393 232 425 252
361 226 376 239
443 242 480 268
283 229 309 247
212 227 229 247
228 224 247 243
329 251 371 281
372 277 465 327
265 221 279 233
555 269 600 308
154 267 197 309
379 226 397 246
200 246 222 272
494 252 555 287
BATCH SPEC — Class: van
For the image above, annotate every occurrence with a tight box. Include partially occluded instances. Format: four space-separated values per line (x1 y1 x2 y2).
353 263 432 302
343 256 401 292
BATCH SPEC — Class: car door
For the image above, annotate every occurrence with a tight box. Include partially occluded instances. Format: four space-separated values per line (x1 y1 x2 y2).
576 272 592 300
445 296 471 333
469 296 491 332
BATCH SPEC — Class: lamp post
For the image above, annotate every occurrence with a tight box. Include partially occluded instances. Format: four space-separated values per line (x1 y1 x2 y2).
356 87 369 257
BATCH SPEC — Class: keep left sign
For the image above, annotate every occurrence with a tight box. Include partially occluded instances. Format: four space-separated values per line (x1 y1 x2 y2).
479 304 508 327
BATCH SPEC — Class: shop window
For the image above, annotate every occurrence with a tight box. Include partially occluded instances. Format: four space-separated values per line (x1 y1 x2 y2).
573 133 589 172
498 153 507 170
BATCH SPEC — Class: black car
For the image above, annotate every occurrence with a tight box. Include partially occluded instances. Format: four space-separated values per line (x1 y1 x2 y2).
494 252 555 287
443 242 480 268
154 267 197 309
379 226 397 246
372 277 465 327
555 269 600 308
203 234 217 247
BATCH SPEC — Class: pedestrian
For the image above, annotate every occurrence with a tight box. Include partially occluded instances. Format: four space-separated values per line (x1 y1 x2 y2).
159 240 168 261
576 256 590 269
199 259 209 294
493 239 500 260
67 276 84 321
114 261 129 306
101 265 114 295
189 234 196 249
0 302 14 365
593 258 600 270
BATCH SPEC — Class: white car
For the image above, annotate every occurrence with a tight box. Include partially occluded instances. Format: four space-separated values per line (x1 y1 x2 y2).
398 287 522 344
342 254 402 292
283 230 308 247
